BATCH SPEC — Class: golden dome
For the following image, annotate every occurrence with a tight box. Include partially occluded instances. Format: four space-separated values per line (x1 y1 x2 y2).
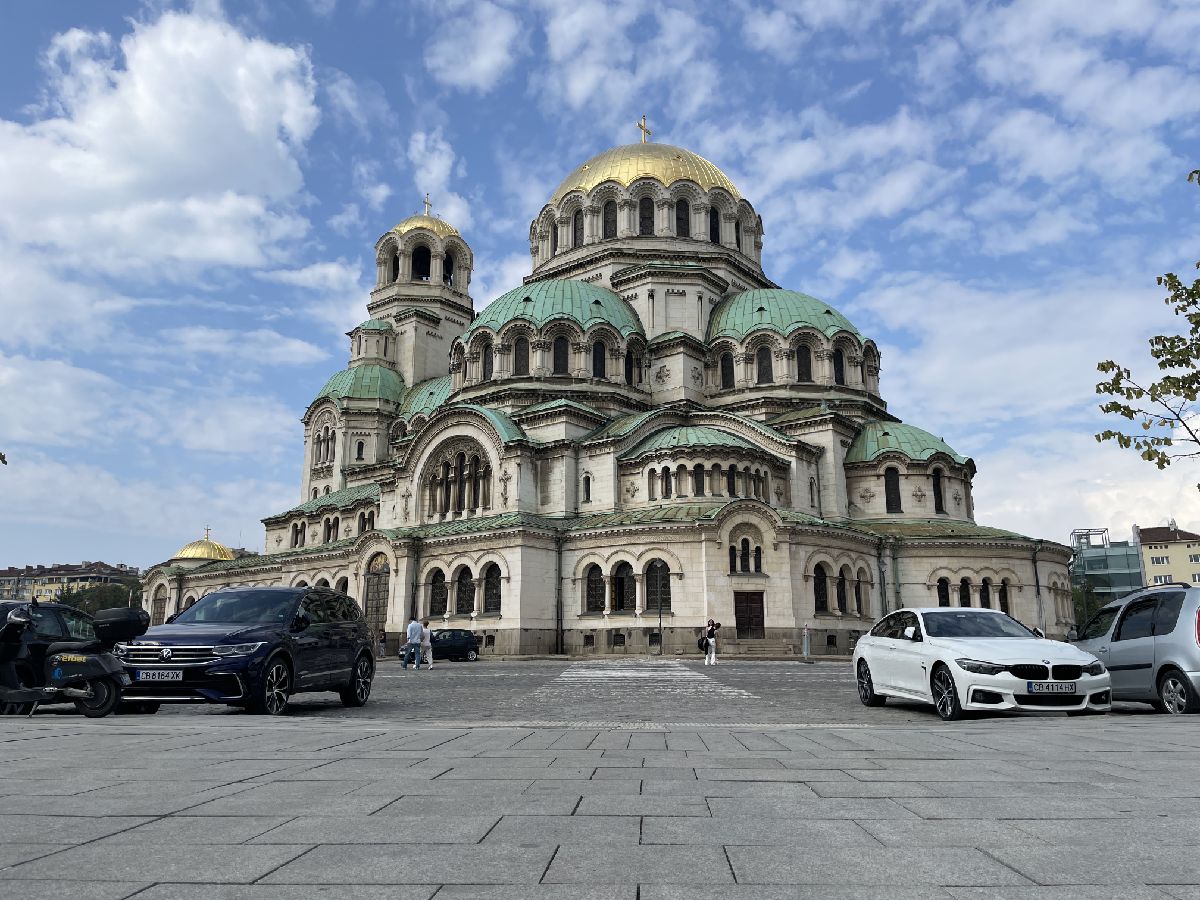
174 536 236 561
550 143 742 205
390 213 460 240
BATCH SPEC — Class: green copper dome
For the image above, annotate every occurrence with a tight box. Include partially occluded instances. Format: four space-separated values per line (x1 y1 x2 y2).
352 318 393 332
619 425 770 461
314 364 406 407
707 289 862 343
463 279 644 339
846 421 968 465
399 375 452 420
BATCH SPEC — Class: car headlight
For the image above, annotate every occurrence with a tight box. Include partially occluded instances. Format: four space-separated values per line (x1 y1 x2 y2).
1082 660 1106 676
955 658 1007 675
212 642 265 656
112 643 128 657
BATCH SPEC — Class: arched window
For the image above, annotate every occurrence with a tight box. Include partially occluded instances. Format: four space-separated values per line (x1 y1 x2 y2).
837 567 850 613
336 576 349 594
513 336 530 376
980 578 992 609
367 511 375 529
796 345 812 382
833 348 846 386
355 441 364 461
932 469 945 514
814 563 829 613
808 477 816 508
660 466 672 497
754 546 763 573
440 460 452 513
311 488 318 500
720 352 735 389
647 469 657 501
444 252 455 286
585 564 605 612
582 475 591 503
572 209 583 248
456 568 475 615
624 350 635 385
999 579 1010 614
358 512 366 533
728 545 737 574
455 452 467 514
550 220 558 255
755 345 773 384
470 455 482 509
612 562 634 611
709 207 720 243
734 220 742 251
482 342 494 381
675 199 690 237
429 569 447 616
638 196 654 235
602 200 617 239
854 569 866 614
323 485 331 495
692 463 705 496
591 341 606 378
412 245 431 281
645 559 671 611
740 538 751 572
959 577 971 607
552 335 569 375
483 563 502 614
726 467 737 497
884 467 902 513
391 252 400 283
937 577 950 607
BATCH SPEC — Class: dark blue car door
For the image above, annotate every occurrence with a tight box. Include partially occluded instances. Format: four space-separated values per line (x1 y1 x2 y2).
292 593 335 688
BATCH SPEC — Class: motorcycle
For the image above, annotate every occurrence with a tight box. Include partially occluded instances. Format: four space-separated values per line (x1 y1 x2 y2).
0 603 149 718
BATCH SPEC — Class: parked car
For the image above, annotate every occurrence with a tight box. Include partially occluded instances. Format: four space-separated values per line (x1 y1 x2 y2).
853 607 1111 721
1071 585 1200 714
114 586 376 715
431 628 480 661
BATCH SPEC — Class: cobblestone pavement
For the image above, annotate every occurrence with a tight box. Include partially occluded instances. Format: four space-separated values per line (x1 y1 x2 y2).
3 659 1199 898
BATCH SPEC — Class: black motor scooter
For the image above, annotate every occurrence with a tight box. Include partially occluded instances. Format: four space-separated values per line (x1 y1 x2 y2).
0 603 149 718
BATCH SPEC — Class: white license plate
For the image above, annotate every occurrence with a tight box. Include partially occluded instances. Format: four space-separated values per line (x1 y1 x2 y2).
136 669 183 681
1027 681 1075 694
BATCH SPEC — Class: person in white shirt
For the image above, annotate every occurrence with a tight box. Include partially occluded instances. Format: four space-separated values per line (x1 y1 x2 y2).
401 617 422 669
419 620 433 670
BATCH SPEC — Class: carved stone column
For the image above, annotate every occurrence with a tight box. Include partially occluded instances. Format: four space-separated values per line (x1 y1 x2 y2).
618 199 635 238
656 199 672 236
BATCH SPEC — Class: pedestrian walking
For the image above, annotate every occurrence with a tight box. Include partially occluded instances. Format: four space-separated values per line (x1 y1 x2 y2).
704 619 720 666
420 619 433 670
400 616 422 669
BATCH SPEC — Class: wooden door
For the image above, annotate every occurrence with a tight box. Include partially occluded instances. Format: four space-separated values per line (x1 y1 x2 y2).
734 592 764 639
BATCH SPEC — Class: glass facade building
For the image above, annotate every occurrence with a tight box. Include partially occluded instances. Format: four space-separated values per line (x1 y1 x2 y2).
1069 530 1145 601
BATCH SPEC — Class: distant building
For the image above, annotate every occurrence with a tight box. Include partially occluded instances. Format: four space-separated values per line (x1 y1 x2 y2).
1134 520 1200 586
0 561 141 603
1069 529 1144 603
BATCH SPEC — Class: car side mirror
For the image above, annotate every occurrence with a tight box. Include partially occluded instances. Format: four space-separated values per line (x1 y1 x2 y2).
902 625 918 641
165 613 178 624
1065 627 1078 642
292 613 310 631
1032 626 1046 639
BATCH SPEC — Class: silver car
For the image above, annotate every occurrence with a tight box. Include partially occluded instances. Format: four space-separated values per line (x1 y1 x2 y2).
1071 585 1200 714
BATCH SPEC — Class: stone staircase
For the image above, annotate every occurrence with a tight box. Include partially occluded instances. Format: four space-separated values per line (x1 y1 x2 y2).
728 641 797 656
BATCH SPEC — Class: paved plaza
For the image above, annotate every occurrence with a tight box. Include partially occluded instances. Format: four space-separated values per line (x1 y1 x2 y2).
2 659 1200 898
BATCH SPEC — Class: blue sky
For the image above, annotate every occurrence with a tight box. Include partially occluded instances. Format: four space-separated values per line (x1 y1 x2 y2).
3 0 1200 570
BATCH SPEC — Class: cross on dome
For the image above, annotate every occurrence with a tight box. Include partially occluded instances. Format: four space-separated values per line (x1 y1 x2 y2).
422 193 432 215
637 114 652 143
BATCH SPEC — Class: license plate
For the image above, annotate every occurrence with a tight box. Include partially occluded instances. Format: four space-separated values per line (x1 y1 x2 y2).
136 669 183 681
1027 681 1076 694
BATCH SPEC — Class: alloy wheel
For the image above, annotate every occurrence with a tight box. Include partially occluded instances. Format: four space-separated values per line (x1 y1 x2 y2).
1160 674 1189 715
263 661 290 715
857 663 873 704
354 656 372 703
933 669 957 719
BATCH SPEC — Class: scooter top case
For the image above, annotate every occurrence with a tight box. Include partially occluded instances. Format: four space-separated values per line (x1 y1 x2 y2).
45 647 130 689
93 607 150 645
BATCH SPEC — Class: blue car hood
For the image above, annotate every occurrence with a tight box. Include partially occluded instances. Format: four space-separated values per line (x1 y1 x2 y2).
133 623 279 644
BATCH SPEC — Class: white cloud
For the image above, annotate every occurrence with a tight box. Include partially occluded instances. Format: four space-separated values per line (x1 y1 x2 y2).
818 245 881 284
157 326 328 365
352 159 393 211
324 68 392 136
407 129 473 230
0 354 120 446
471 252 532 308
258 261 369 333
423 1 524 92
327 202 364 236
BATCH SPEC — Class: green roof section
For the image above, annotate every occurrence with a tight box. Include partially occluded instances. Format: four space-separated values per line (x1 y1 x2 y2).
859 520 1033 541
463 279 645 339
353 318 393 332
453 404 527 444
846 421 969 465
314 364 405 407
520 398 608 419
264 484 380 522
399 375 452 420
619 425 770 460
707 289 863 343
586 410 659 442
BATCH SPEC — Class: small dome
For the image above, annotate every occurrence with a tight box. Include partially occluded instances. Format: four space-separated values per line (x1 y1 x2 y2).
550 143 741 205
174 537 235 561
708 289 863 343
846 421 969 465
314 364 406 407
391 213 460 240
463 279 645 339
619 425 768 461
351 318 393 333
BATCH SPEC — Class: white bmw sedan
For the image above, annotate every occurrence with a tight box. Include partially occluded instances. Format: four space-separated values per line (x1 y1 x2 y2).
853 608 1111 720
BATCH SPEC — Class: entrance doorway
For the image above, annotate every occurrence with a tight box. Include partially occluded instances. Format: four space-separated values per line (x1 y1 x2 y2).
734 592 764 640
363 553 390 637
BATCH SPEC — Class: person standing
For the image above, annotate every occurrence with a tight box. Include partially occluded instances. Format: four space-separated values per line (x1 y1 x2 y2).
704 619 720 666
401 616 422 669
377 628 386 660
420 620 433 670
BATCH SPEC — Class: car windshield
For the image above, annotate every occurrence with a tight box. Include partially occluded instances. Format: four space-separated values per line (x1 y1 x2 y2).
922 611 1036 639
172 591 298 625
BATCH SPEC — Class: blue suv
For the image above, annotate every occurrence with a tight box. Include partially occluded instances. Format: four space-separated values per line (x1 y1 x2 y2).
115 586 375 715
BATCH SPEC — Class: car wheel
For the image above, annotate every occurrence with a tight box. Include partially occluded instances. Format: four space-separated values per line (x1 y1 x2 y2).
74 677 120 718
1158 669 1199 715
339 654 374 708
930 665 964 721
466 649 479 661
856 660 886 707
249 657 291 716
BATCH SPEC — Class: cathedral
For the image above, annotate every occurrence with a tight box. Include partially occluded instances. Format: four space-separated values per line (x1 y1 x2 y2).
141 135 1074 655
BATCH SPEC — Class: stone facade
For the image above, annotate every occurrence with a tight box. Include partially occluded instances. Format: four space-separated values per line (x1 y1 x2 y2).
140 141 1073 654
